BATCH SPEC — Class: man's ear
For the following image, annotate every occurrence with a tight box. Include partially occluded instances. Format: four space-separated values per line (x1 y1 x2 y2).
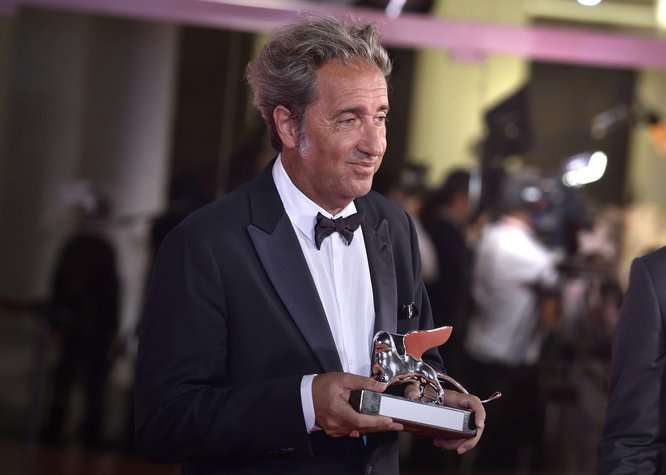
273 105 299 150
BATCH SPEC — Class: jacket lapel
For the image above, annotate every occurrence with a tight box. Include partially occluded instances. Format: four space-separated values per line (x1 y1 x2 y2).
357 197 397 335
246 164 342 373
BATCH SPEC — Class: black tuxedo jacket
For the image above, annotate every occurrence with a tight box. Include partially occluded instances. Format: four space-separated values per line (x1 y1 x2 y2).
135 164 440 475
600 247 666 474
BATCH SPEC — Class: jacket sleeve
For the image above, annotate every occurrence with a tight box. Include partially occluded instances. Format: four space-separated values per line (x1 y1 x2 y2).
134 226 309 463
599 256 666 474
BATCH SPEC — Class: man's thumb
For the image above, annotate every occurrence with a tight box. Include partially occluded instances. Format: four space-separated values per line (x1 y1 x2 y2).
344 374 389 392
364 377 388 393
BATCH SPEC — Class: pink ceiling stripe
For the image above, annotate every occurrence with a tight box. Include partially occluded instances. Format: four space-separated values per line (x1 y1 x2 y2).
2 0 666 70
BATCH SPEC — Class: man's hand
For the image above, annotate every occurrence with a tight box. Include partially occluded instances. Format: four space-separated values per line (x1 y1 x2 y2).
404 383 485 454
312 372 404 438
404 381 438 402
434 390 485 455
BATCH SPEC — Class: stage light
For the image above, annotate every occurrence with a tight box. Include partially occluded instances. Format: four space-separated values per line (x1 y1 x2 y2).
562 151 608 187
577 0 603 6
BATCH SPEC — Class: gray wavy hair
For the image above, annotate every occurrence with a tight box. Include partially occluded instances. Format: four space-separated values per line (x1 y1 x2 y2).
246 16 392 151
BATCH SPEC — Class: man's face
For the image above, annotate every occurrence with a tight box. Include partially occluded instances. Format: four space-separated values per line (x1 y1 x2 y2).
288 60 389 214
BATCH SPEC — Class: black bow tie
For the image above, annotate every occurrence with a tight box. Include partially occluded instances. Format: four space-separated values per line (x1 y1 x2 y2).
314 212 363 250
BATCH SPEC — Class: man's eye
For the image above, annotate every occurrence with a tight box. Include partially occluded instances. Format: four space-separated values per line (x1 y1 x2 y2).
376 115 388 125
339 116 359 125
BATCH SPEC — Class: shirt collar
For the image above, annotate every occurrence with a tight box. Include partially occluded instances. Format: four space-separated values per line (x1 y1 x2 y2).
272 155 357 245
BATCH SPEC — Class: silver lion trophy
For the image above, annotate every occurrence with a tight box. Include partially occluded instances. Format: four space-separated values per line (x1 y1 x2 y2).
350 326 501 438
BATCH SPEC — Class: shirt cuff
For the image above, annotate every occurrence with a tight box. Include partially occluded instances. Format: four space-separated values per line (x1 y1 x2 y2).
300 374 319 433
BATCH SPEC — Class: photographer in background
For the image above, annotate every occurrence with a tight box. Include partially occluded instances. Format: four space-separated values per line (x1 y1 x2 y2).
464 171 561 471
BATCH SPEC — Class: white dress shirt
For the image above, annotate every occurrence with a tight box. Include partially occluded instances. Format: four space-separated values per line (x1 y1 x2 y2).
465 216 559 366
272 156 375 432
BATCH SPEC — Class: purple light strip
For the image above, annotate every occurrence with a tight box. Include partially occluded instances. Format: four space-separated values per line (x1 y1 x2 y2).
3 0 666 71
0 0 17 15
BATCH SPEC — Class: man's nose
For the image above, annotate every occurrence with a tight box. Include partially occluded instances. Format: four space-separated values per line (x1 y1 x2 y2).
358 121 386 158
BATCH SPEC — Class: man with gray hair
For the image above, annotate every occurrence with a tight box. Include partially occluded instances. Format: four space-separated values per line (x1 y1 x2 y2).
135 16 484 474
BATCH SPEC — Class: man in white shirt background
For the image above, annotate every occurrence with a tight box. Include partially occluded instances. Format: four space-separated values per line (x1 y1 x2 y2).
464 172 560 472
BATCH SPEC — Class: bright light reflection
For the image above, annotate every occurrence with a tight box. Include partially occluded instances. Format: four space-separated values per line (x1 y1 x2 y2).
562 151 608 187
385 0 407 18
658 0 666 29
577 0 603 6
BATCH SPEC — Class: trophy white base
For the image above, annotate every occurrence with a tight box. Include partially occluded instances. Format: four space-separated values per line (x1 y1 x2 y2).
350 389 477 439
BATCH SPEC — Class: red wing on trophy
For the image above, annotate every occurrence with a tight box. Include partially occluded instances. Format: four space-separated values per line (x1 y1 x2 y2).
403 326 452 361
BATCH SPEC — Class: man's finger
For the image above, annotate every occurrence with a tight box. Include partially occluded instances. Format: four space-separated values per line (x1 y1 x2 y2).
434 433 482 454
455 424 484 454
342 374 388 393
434 391 486 454
442 392 486 430
404 382 421 401
434 438 463 451
422 385 439 401
342 404 403 433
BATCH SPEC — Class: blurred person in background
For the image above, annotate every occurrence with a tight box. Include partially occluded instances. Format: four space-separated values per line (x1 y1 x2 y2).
599 246 666 474
550 229 624 471
464 171 561 471
420 169 472 377
41 188 120 448
385 162 438 285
